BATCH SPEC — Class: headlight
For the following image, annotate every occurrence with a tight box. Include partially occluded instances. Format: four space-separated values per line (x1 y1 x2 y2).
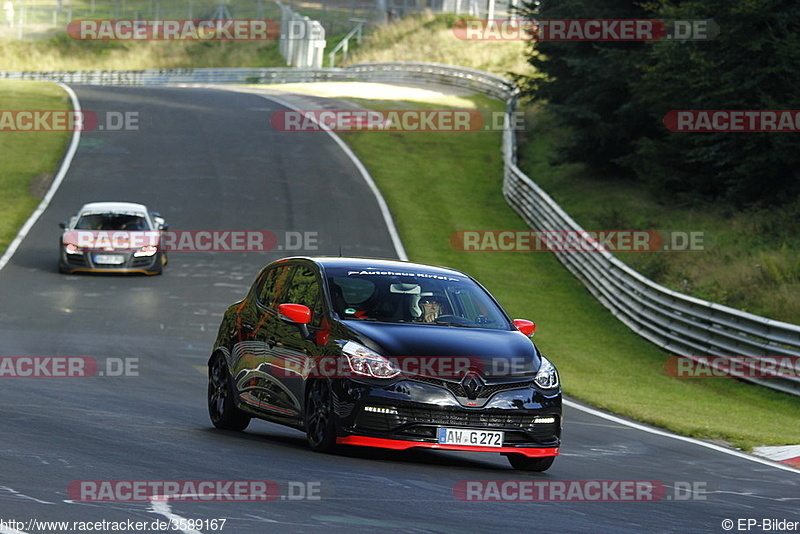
340 341 401 379
534 355 559 389
133 246 158 257
64 243 82 254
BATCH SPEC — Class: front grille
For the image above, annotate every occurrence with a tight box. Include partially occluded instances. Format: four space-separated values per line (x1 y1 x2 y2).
131 256 154 267
94 262 125 269
353 405 560 446
355 405 551 431
410 375 533 399
67 255 87 266
397 406 535 428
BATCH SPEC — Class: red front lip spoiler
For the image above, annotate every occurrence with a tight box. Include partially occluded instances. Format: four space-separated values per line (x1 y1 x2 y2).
337 436 559 458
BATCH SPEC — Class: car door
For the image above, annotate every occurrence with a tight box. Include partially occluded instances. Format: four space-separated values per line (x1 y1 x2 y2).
270 262 330 418
231 263 297 420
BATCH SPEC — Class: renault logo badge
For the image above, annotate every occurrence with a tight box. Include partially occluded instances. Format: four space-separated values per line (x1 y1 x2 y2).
461 372 484 400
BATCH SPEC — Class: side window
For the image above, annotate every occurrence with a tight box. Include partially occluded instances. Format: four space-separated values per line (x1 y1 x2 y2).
444 289 465 317
257 265 290 309
282 265 323 326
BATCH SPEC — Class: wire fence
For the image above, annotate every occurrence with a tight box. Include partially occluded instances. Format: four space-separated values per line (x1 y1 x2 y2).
0 0 518 39
1 1 278 38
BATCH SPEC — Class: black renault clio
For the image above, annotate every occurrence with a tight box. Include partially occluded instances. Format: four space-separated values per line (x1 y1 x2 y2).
208 257 561 471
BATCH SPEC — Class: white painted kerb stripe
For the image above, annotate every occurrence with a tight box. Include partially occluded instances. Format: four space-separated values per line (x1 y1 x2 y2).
150 496 203 534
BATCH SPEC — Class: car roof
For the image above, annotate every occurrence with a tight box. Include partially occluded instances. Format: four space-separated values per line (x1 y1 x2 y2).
279 256 469 278
78 201 149 216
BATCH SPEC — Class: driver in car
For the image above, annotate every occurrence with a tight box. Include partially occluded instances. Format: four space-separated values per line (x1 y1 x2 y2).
418 294 444 323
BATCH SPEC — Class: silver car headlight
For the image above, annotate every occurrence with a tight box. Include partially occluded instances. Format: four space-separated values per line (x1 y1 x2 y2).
133 245 158 257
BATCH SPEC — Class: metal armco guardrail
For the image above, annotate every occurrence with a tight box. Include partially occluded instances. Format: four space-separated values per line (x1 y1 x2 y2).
3 62 798 396
499 101 800 397
0 63 513 99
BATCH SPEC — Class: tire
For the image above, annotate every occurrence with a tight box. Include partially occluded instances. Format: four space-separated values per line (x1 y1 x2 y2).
305 380 337 453
208 354 250 431
506 454 555 472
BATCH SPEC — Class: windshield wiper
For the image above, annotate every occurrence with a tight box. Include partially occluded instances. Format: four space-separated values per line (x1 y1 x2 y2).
430 321 478 328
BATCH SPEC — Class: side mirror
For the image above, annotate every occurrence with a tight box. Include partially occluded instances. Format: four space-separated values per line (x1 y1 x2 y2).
151 213 168 231
58 222 67 229
278 303 312 324
278 303 312 340
513 319 536 337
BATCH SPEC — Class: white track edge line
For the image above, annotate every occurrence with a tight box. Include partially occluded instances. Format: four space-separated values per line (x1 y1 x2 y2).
564 398 800 474
0 83 81 273
150 497 203 534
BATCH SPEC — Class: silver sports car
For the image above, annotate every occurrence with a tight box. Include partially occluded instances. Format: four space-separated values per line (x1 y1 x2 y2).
58 201 168 275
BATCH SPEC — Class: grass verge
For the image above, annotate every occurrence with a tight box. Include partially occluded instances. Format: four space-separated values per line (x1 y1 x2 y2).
344 12 533 78
0 80 72 254
0 34 284 71
338 94 800 451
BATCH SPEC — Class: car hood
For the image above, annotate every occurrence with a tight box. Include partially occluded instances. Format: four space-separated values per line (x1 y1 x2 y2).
343 321 541 378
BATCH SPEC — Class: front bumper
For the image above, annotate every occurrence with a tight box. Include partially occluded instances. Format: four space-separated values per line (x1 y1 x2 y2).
338 435 559 457
59 249 163 274
331 376 562 456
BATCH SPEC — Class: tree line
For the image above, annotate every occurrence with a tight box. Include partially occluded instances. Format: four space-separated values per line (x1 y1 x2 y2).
517 0 800 208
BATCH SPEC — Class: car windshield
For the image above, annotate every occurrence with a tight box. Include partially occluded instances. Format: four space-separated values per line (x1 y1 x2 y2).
75 213 150 231
326 267 510 329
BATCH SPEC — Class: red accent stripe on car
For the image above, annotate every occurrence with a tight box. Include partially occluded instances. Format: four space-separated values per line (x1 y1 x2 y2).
337 436 558 457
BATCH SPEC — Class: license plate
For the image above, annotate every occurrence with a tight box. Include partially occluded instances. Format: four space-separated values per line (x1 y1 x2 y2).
94 254 125 265
438 428 504 448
